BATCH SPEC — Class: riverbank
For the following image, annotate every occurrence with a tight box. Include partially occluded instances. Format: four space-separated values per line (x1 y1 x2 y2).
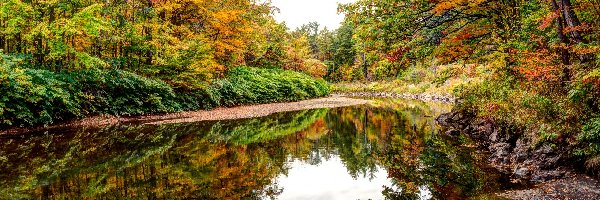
436 110 600 199
0 96 371 135
334 92 457 103
1 91 459 135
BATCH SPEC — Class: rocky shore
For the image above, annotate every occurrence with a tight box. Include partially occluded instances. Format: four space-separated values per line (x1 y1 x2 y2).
436 110 600 199
334 92 458 103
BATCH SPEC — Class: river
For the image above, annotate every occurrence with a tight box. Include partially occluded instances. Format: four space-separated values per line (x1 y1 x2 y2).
0 98 523 199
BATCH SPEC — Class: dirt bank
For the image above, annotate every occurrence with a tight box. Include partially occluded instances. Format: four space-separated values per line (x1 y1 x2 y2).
1 96 371 135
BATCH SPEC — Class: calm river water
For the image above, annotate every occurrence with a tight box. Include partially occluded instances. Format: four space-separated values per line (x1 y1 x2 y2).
0 98 519 199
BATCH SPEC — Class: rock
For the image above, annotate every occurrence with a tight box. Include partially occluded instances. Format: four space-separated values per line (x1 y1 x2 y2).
540 155 561 170
515 167 531 178
445 129 461 136
477 122 494 135
451 113 463 121
490 142 512 162
334 92 458 103
531 169 566 182
437 109 575 185
489 129 501 142
435 113 451 126
535 144 555 155
512 138 530 163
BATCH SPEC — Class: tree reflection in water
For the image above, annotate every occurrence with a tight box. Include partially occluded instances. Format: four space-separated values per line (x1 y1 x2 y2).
0 99 512 199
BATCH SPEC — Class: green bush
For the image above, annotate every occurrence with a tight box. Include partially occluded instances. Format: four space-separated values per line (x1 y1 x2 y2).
0 66 182 128
0 66 80 128
174 86 221 110
0 63 330 128
453 78 516 121
67 69 181 116
576 118 600 159
215 67 330 106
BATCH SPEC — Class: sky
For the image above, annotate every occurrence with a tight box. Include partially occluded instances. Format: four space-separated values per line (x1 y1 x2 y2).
270 0 357 30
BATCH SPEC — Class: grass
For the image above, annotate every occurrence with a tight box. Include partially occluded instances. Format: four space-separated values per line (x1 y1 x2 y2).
332 63 486 96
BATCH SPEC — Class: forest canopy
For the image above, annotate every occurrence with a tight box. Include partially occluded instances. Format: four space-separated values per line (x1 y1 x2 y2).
0 0 339 87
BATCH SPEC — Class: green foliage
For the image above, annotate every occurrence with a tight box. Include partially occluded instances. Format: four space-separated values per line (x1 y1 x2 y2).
0 64 80 127
454 78 514 117
67 69 180 116
215 67 330 106
570 68 600 112
576 118 600 158
0 62 330 128
433 67 460 86
0 64 180 128
174 87 221 111
324 22 357 82
401 66 432 84
521 95 559 121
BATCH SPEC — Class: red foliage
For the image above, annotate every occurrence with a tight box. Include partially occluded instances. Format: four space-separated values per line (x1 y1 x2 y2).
515 50 561 82
538 11 559 30
451 29 473 41
386 47 410 63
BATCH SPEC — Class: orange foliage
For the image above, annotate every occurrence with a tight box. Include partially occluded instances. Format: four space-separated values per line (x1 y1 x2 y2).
538 11 559 30
432 0 487 15
515 50 561 82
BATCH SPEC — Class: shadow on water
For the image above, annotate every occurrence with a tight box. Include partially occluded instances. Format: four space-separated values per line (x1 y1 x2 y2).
0 98 518 199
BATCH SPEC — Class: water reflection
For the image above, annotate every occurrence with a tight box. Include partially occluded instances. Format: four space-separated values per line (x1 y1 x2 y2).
0 98 511 199
275 156 393 200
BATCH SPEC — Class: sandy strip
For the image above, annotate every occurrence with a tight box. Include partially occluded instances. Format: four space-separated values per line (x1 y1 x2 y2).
1 96 371 135
140 96 371 125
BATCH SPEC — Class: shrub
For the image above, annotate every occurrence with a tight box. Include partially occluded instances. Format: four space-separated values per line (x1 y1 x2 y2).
0 66 182 127
576 118 600 159
67 69 181 116
454 78 516 119
0 60 330 128
215 67 330 106
0 65 80 128
174 87 221 110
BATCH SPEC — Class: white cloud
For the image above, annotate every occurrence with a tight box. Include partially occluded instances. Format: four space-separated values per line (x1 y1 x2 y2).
271 0 357 30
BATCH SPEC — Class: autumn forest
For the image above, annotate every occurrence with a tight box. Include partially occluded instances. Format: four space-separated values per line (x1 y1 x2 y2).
1 0 600 198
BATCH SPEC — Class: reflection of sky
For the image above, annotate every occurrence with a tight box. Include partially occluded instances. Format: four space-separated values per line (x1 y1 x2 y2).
273 156 392 200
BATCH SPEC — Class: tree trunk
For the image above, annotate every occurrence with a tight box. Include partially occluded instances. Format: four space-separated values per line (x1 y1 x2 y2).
35 36 44 65
560 0 593 63
0 17 3 52
0 36 4 53
145 26 153 65
16 33 22 54
560 0 584 43
552 0 570 65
